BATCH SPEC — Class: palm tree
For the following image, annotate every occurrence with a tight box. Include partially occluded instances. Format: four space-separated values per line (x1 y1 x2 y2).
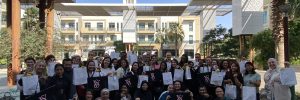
271 0 286 67
166 23 184 56
155 28 168 57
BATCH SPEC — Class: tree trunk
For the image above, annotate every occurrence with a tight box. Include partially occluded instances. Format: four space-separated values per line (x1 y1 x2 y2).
159 43 163 57
271 0 285 68
45 0 54 55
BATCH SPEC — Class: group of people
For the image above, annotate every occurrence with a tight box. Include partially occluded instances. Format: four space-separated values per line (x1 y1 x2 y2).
16 51 294 100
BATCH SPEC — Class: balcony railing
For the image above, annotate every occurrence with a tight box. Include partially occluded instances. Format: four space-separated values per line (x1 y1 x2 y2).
61 27 75 31
86 27 104 31
137 41 155 44
137 28 155 32
108 28 115 31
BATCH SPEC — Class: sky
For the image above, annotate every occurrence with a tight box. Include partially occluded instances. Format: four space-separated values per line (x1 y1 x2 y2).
75 0 232 29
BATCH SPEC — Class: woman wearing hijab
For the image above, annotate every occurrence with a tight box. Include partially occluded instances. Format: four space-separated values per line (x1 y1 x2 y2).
264 58 291 100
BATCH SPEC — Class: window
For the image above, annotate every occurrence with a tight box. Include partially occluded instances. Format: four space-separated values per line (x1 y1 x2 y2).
139 23 145 30
76 22 78 31
189 22 193 31
68 35 75 42
162 23 165 28
189 35 193 44
117 23 119 31
97 22 103 30
109 23 115 29
61 22 66 28
148 35 154 42
85 22 91 28
82 35 89 42
184 50 194 59
169 22 176 28
61 35 65 41
110 35 117 41
98 35 104 42
148 22 154 30
139 35 145 42
69 22 75 28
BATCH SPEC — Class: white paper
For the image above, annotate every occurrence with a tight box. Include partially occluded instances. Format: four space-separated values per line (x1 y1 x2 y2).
94 60 99 67
162 72 173 85
100 68 115 76
242 86 256 100
47 62 56 77
280 68 297 86
73 67 88 85
72 64 80 68
166 62 172 71
138 75 148 88
17 74 23 90
143 66 151 72
185 67 192 80
110 52 120 59
22 75 40 95
174 69 184 82
193 61 199 66
225 84 237 99
108 76 119 91
129 54 138 65
210 71 226 86
93 72 101 77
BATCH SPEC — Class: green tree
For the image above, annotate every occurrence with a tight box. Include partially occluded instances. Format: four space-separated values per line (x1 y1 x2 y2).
202 25 227 58
167 23 184 56
0 29 11 64
21 7 46 59
219 29 239 58
155 28 168 57
113 40 126 52
251 29 275 69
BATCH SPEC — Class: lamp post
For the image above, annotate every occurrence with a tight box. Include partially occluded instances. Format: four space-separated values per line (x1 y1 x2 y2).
279 2 290 62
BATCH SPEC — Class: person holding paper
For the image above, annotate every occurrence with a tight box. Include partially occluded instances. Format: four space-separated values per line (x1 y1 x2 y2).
87 60 97 77
72 55 83 67
18 57 36 100
243 62 261 100
179 54 189 67
34 61 48 90
239 56 248 75
264 58 291 100
100 57 115 76
83 51 96 66
164 52 173 71
134 81 153 100
211 60 219 71
47 64 71 100
116 59 130 78
194 53 201 62
223 61 243 100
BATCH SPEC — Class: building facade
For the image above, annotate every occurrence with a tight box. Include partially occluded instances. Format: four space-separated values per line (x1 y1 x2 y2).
60 15 201 59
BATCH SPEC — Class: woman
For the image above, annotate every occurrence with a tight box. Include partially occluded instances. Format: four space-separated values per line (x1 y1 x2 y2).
101 57 115 76
96 88 110 100
113 84 132 100
87 60 97 77
211 60 219 71
158 84 174 100
195 85 212 100
131 62 142 75
223 61 243 100
159 61 168 72
264 58 291 100
48 64 71 100
85 90 94 100
243 62 261 100
134 81 153 100
214 86 229 100
116 59 130 78
111 58 119 70
219 60 230 72
166 81 193 100
34 60 48 90
179 54 189 67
